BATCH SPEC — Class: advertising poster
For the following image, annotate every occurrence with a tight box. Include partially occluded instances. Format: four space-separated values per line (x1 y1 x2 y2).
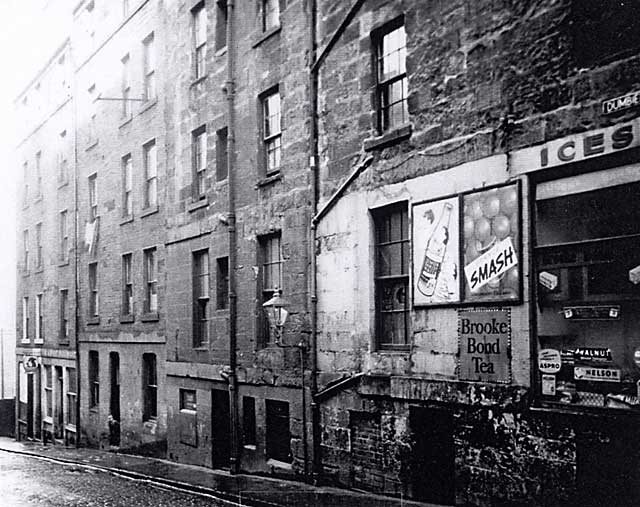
413 196 460 305
462 183 520 302
458 308 511 383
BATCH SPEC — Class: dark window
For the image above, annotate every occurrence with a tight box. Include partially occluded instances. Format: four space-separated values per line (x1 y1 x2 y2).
261 88 281 176
89 262 99 317
262 0 279 32
67 368 77 425
215 0 227 51
122 254 133 316
216 127 228 181
122 154 133 216
193 126 207 199
216 256 229 310
266 399 291 463
59 210 68 262
88 173 98 221
258 233 282 343
373 202 409 348
143 140 157 209
193 249 210 347
59 289 69 341
144 248 158 313
22 297 29 341
243 396 256 446
36 293 44 342
89 351 99 408
180 389 197 411
142 353 157 421
44 365 52 418
193 3 207 79
374 19 408 132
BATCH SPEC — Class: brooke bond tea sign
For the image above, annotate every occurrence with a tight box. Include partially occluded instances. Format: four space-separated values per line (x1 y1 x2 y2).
459 308 511 383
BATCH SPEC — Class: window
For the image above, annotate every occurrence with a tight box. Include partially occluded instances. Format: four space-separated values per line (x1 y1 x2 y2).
22 297 29 342
122 154 133 217
59 210 68 262
193 249 209 347
180 389 197 411
258 233 282 343
44 366 53 418
243 396 256 446
23 229 29 270
36 293 44 342
216 127 228 181
262 89 281 175
262 0 279 32
67 368 77 425
23 161 28 206
35 223 42 269
266 399 291 463
375 19 408 132
88 174 98 221
143 140 157 209
89 351 99 408
122 254 133 316
123 0 130 18
216 256 229 310
142 353 157 421
58 131 68 183
143 33 156 101
59 289 69 341
192 127 207 199
121 54 131 118
89 262 99 317
373 202 409 347
193 3 207 79
35 151 42 198
215 0 227 51
144 248 158 313
88 84 97 143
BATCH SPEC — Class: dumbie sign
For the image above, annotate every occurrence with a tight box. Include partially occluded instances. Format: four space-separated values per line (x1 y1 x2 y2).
464 237 518 292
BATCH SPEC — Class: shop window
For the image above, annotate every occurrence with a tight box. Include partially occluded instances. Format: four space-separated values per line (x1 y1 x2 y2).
144 247 158 313
192 126 207 199
193 3 207 79
243 396 256 446
535 174 640 410
266 399 291 463
193 249 210 347
142 353 157 421
373 202 409 348
89 351 99 409
373 18 408 133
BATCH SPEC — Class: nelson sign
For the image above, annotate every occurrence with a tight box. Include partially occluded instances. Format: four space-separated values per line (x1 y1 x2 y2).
459 308 511 383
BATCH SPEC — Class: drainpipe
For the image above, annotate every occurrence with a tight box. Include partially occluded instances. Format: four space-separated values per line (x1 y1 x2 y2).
225 0 240 475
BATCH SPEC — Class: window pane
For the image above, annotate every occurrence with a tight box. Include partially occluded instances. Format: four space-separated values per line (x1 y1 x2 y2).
380 26 406 80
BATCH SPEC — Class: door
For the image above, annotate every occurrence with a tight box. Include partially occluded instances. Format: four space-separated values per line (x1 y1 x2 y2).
55 366 63 439
266 399 291 463
26 374 34 439
109 353 120 446
211 389 230 468
410 406 455 504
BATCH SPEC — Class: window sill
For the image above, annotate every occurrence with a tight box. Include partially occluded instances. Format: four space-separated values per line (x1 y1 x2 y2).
85 140 99 151
141 312 159 322
243 444 257 451
20 339 30 344
364 124 412 151
58 260 69 267
34 339 44 345
215 46 227 57
267 458 292 470
119 115 133 129
22 203 29 210
34 195 43 204
257 172 282 187
34 267 44 274
187 198 209 212
193 345 209 351
253 25 281 48
190 75 208 87
86 316 100 326
139 98 157 115
120 314 135 324
58 340 70 346
140 205 159 218
89 407 99 414
65 424 76 432
57 179 69 189
375 345 411 353
22 270 30 278
120 214 134 225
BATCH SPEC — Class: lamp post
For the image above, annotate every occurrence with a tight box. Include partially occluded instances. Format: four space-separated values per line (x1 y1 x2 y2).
262 288 290 344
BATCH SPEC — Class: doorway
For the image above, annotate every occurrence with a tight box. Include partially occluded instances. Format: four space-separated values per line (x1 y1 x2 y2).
109 352 120 446
211 389 230 468
55 366 63 439
26 373 34 439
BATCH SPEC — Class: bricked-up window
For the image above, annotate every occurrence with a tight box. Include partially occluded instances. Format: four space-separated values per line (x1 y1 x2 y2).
193 2 207 79
266 399 291 463
262 0 279 32
192 126 207 199
89 351 99 408
88 173 98 221
22 297 29 342
261 88 281 175
44 365 52 418
122 253 133 316
35 222 42 269
36 293 44 342
374 19 408 133
59 289 69 341
142 353 157 421
121 54 131 118
89 262 99 317
23 229 29 271
67 367 77 425
122 154 133 217
22 161 28 206
180 389 197 411
243 396 256 446
373 202 409 348
59 210 68 262
144 247 158 313
216 256 229 310
215 0 227 51
143 140 157 209
58 130 68 183
216 127 228 181
193 249 210 347
143 33 156 101
35 151 42 198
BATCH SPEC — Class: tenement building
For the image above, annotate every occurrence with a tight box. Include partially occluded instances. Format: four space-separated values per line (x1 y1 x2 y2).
14 0 640 505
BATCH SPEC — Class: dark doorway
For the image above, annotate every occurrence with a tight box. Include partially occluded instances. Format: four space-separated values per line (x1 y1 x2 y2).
55 366 63 439
109 352 120 446
409 406 455 504
26 374 34 439
266 399 291 463
211 389 230 468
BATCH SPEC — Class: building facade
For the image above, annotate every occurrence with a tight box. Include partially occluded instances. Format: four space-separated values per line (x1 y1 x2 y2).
15 0 640 505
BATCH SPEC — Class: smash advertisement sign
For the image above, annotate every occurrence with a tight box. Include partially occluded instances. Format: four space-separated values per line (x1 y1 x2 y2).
458 308 511 383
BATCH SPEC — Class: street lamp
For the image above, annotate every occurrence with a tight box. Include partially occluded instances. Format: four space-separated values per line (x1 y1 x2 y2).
262 288 289 344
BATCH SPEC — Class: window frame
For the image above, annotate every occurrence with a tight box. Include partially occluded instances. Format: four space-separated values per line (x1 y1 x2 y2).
143 247 158 314
216 126 228 182
143 140 157 209
122 253 133 317
193 2 207 79
216 256 229 310
35 293 44 343
88 173 98 221
35 222 42 269
22 296 29 342
260 88 282 176
122 154 133 217
89 351 99 409
192 126 207 200
121 54 131 118
261 0 279 32
143 32 156 101
142 353 157 421
215 0 228 51
59 289 69 342
66 367 77 426
258 233 282 344
88 262 99 317
193 249 210 347
180 389 197 412
59 210 68 263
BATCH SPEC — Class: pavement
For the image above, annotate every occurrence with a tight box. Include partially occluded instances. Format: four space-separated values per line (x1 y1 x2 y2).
0 437 445 507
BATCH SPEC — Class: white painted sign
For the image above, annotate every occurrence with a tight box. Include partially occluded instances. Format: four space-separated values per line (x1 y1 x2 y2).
538 349 561 374
541 374 556 396
603 91 640 115
464 237 517 293
574 366 621 382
